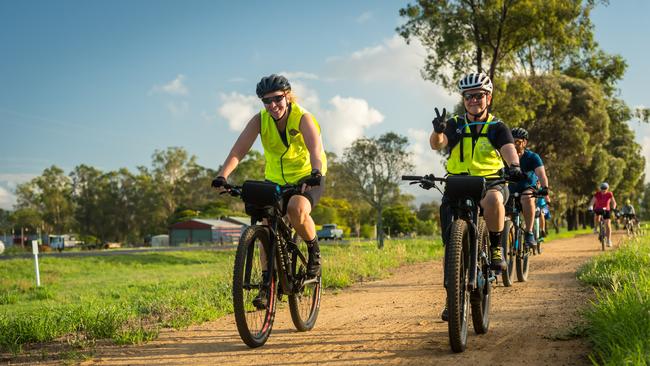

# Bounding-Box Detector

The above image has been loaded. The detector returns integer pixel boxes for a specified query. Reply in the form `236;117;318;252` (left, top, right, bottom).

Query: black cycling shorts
594;208;611;220
295;175;326;209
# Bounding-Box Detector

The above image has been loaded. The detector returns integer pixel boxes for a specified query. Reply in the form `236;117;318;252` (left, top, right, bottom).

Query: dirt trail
62;233;623;365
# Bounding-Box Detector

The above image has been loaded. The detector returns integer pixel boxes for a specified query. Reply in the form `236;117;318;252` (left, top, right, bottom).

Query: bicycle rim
232;226;277;348
289;236;321;331
446;219;470;353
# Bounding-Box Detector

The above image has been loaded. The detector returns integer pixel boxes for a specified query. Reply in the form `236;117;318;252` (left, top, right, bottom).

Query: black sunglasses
261;94;285;105
463;92;487;101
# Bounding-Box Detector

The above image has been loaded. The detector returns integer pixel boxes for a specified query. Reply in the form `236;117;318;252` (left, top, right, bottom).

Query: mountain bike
621;214;638;237
403;174;494;353
222;180;321;348
597;213;607;251
501;190;543;285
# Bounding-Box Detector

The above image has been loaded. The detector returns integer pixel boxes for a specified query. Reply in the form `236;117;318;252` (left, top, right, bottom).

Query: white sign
31;240;39;255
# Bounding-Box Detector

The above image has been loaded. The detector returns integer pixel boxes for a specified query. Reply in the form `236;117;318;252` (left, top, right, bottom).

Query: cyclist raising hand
213;74;328;283
430;72;522;321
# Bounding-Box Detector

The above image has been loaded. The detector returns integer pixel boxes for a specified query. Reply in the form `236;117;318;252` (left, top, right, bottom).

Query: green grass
0;237;442;353
577;235;650;365
543;227;593;242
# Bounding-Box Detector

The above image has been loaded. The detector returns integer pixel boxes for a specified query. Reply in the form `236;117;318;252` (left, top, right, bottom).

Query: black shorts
294;175;326;208
594;208;611;220
486;180;509;203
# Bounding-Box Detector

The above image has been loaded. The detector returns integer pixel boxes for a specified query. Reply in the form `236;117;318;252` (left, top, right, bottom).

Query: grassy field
0;226;594;356
0;237;443;353
577;233;650;365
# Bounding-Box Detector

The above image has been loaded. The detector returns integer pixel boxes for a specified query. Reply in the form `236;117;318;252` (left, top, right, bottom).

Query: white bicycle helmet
458;72;493;94
600;182;609;190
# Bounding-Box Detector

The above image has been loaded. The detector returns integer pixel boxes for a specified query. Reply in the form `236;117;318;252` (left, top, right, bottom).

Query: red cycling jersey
593;191;614;210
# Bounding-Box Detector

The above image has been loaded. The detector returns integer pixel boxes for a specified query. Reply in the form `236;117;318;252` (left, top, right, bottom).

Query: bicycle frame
227;183;315;298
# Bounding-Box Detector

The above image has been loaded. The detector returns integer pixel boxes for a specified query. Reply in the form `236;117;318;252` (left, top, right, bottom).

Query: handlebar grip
402;175;422;180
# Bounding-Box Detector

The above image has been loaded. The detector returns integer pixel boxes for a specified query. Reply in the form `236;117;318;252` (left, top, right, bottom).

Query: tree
640;183;650;220
397;0;599;90
15;165;74;235
341;132;414;248
382;205;417;236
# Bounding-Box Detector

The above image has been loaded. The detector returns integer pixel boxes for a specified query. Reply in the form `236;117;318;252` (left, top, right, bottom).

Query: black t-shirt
443;114;513;152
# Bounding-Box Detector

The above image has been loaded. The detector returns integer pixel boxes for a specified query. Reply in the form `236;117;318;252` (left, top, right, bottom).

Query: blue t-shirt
510;149;543;193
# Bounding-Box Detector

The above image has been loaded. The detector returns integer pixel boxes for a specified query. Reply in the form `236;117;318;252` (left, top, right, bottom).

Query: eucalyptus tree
341;132;414;249
397;0;599;89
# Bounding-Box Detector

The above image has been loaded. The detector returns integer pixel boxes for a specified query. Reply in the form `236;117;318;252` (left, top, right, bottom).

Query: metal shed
169;218;245;246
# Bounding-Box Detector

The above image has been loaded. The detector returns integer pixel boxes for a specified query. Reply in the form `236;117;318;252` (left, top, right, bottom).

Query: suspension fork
467;208;480;291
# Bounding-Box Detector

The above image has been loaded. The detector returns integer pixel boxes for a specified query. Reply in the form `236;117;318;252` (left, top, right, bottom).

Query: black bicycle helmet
256;74;291;98
511;127;529;140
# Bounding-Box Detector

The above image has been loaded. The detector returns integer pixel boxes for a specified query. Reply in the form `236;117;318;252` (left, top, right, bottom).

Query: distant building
169;218;247;246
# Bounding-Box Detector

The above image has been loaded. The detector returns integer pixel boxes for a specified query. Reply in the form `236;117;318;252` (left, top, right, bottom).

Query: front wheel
515;226;529;282
471;218;490;334
288;235;321;331
445;219;470;353
232;226;277;348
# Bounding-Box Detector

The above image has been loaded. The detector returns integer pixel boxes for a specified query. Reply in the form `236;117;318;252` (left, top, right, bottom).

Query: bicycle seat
445;175;486;203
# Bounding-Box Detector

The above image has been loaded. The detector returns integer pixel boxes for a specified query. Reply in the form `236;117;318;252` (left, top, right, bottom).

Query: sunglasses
463;92;487;101
261;94;285;105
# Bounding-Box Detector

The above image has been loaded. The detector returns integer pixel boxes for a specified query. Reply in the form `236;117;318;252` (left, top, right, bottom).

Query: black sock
306;236;319;249
489;231;501;248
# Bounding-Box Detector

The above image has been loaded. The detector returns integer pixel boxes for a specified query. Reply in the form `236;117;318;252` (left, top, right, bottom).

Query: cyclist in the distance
430;72;524;321
619;198;637;227
212;74;328;306
588;182;617;247
509;127;550;249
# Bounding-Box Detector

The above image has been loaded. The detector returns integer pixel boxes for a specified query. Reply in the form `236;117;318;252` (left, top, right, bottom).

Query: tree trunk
567;206;578;231
377;208;384;249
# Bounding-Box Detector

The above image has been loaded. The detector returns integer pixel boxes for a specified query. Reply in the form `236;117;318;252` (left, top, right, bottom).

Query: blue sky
1;0;648;209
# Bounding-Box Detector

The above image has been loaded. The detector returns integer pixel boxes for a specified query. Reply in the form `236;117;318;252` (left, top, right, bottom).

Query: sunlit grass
0;237;442;353
577;235;650;365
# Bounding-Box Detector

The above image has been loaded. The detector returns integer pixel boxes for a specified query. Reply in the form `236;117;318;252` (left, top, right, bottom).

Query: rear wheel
446;219;470;353
501;220;515;287
516;225;529;282
471;218;490;334
232;226;276;348
289;235;321;331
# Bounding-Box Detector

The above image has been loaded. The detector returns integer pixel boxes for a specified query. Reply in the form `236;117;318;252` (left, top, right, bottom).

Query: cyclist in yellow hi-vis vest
430;72;524;321
212;75;327;307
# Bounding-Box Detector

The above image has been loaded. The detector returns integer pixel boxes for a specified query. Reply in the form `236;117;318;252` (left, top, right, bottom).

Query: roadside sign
31;240;41;286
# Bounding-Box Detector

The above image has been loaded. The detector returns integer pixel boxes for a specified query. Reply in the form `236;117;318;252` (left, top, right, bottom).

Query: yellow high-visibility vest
260;103;328;184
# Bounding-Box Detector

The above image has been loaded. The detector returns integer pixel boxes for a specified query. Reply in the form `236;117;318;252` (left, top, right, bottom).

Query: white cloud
278;71;319;81
0;174;36;210
150;74;188;96
326;35;456;105
356;11;373;24
320;96;384;154
216;81;383;154
407;128;446;177
218;92;259;131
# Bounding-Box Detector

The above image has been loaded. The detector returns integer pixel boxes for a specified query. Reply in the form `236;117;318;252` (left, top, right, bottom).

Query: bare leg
521;190;535;233
286;195;316;241
480;189;505;233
